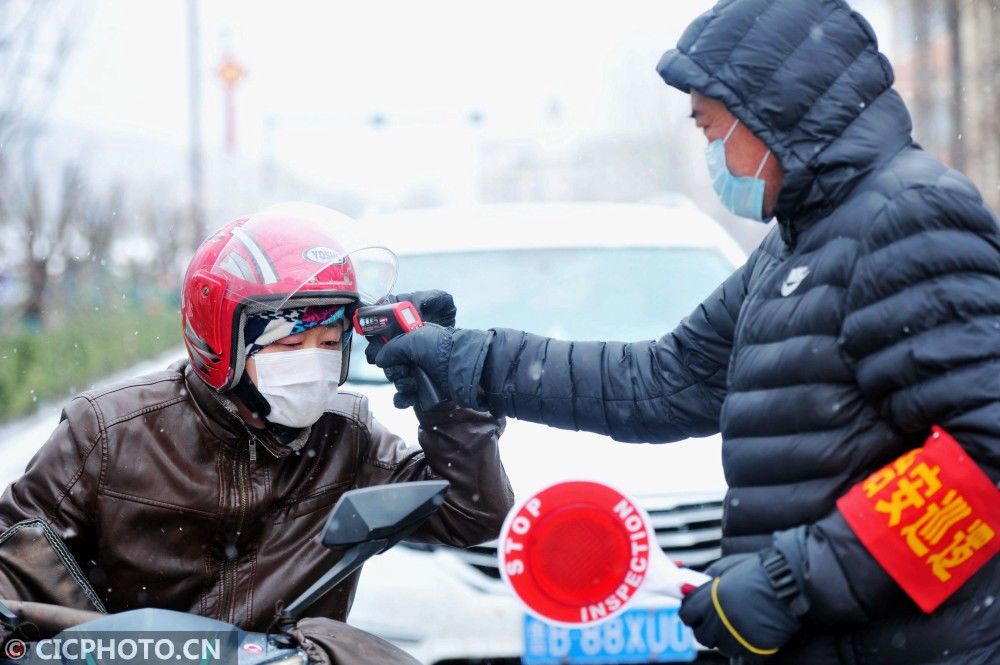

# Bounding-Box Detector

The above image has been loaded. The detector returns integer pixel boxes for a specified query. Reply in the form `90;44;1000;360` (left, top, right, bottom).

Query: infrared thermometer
353;301;446;411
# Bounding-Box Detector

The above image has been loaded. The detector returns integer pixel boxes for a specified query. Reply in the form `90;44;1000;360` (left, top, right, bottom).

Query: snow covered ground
0;348;186;489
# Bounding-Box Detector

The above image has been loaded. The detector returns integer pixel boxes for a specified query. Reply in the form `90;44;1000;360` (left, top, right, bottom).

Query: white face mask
251;348;342;428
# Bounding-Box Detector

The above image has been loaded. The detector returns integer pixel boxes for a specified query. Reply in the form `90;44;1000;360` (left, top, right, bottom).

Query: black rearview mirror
320;480;450;549
280;480;451;631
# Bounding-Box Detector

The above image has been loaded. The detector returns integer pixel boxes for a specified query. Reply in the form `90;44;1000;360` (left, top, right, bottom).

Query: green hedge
0;303;181;423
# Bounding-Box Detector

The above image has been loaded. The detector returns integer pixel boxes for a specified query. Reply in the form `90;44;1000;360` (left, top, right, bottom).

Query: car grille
443;497;724;580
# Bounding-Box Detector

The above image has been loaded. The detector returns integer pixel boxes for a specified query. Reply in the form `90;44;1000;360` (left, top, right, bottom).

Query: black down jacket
471;0;1000;662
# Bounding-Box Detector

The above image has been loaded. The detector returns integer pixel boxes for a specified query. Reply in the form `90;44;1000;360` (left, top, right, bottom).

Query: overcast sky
45;1;891;209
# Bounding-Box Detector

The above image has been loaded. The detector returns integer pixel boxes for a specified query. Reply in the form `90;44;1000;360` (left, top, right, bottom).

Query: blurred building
477;135;676;205
475;131;775;252
891;0;1000;212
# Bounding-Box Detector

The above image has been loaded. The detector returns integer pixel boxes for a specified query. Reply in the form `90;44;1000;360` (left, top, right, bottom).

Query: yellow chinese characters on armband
837;426;1000;613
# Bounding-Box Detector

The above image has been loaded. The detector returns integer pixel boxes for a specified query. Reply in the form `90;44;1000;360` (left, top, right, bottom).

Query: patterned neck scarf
244;304;351;358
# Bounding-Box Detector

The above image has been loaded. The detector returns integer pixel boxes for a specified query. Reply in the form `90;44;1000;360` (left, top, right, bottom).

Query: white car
346;202;744;664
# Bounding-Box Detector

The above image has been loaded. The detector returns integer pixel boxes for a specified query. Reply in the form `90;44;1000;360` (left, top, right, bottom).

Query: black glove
0;625;11;655
391;290;457;327
364;290;459;409
679;550;804;662
372;323;492;410
0;604;22;660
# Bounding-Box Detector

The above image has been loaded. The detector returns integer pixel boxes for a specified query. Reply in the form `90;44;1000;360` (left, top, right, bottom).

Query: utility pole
217;54;247;154
261;115;277;196
187;0;206;247
945;0;964;171
908;0;933;146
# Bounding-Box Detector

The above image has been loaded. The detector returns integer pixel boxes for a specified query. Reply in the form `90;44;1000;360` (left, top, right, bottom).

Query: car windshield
349;246;735;383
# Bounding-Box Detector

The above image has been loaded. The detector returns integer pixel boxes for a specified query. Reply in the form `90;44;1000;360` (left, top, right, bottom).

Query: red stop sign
498;481;653;626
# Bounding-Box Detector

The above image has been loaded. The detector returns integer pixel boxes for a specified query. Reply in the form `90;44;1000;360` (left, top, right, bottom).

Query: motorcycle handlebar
0;599;105;634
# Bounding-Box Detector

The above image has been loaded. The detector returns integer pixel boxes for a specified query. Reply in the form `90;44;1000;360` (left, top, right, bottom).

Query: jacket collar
178;360;298;460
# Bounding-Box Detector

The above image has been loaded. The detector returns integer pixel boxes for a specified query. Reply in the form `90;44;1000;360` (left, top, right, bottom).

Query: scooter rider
0;203;514;637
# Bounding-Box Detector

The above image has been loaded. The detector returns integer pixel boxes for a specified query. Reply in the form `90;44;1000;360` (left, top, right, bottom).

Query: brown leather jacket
0;360;513;631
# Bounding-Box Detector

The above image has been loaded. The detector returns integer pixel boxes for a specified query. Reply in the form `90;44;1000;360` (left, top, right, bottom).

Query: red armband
837;426;999;613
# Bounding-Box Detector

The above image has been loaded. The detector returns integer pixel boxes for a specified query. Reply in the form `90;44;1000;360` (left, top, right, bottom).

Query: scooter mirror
320;480;450;549
280;480;451;632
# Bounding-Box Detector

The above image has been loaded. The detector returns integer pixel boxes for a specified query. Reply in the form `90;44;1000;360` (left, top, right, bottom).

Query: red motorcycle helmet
182;203;397;391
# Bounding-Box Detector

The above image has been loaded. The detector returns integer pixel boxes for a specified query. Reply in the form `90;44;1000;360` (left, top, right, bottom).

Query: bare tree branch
0;0;84;184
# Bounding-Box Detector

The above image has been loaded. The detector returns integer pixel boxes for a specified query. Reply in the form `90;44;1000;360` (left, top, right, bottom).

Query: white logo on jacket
780;266;811;296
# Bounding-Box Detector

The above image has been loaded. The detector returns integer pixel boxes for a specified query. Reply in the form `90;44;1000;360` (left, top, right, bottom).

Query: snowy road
0;349;187;489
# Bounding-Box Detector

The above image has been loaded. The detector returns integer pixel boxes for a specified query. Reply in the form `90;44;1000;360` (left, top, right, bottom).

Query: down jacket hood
657;0;914;241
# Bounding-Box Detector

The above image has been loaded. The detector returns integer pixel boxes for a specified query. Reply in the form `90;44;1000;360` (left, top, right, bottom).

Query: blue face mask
705;119;772;222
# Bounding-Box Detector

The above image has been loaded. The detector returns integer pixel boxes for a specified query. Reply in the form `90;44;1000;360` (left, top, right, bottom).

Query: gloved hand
679;550;803;662
371;323;492;410
290;616;422;665
363;290;457;364
364;290;459;409
0;624;11;653
390;290;458;328
0;608;20;660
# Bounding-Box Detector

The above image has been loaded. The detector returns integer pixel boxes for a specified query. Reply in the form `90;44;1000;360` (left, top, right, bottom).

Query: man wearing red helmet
0;203;514;633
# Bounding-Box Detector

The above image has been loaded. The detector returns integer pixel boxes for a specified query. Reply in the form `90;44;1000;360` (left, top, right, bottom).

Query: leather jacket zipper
234;444;250;622
206;390;262;623
218;556;230;621
221;443;250;623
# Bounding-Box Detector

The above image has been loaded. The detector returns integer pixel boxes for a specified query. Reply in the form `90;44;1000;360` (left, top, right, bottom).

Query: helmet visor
209;202;398;312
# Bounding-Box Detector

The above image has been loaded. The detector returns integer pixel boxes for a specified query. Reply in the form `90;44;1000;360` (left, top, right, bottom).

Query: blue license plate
522;606;697;664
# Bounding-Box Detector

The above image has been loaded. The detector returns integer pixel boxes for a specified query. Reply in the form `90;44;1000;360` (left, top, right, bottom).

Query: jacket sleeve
0;396;103;607
777;181;1000;623
478;249;756;443
355;401;514;548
